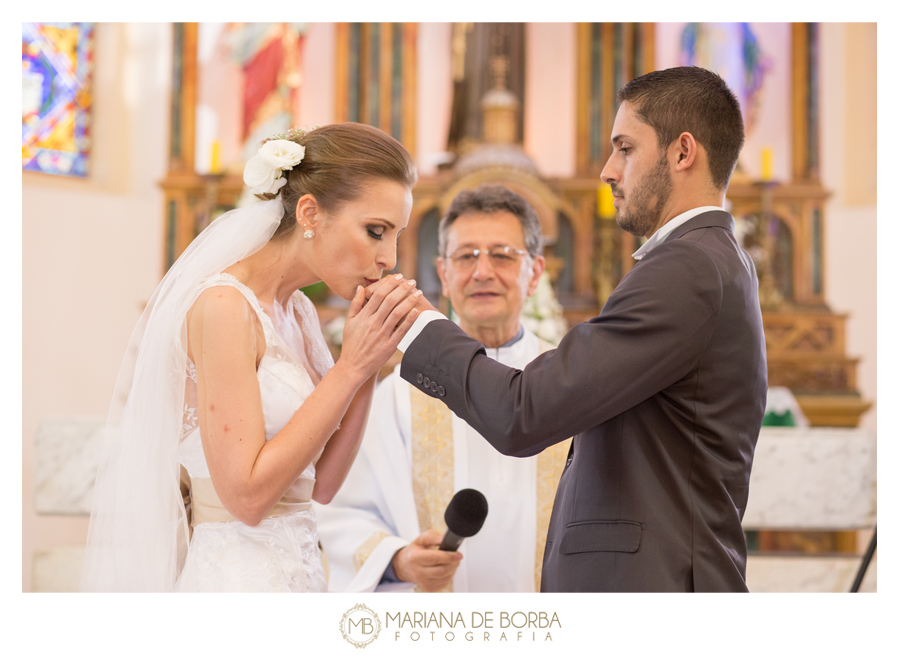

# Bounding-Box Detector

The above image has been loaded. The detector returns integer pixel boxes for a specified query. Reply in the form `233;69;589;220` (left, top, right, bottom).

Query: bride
81;123;421;592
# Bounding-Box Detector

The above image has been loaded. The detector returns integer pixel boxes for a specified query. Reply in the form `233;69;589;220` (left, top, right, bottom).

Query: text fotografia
386;611;561;642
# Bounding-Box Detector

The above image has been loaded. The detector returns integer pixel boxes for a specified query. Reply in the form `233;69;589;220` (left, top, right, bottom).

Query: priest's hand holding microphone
391;530;461;592
391;489;489;592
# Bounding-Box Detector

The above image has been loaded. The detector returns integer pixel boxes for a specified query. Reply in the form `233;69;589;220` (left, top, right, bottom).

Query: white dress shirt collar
632;205;725;261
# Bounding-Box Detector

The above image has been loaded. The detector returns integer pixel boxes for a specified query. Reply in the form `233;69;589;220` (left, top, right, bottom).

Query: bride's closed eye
366;225;385;240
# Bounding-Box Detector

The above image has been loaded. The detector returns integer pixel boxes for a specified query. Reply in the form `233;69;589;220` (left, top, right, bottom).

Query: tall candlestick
210;140;221;175
598;184;615;218
761;146;773;181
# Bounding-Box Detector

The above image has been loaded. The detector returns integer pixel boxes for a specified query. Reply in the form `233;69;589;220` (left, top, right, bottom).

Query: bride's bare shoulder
186;286;263;363
188;285;255;326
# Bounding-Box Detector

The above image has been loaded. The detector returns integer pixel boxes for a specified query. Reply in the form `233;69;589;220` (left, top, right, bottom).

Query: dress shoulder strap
197;272;276;344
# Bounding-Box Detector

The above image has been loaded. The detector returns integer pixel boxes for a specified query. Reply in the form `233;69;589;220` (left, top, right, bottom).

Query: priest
316;184;569;592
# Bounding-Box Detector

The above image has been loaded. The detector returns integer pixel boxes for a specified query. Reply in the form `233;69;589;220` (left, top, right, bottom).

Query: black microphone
439;488;488;551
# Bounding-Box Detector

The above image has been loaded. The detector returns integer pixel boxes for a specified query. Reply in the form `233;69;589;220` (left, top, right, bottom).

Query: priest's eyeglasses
446;246;528;271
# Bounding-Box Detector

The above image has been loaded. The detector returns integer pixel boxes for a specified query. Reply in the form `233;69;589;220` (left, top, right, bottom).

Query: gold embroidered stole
353;531;390;573
408;338;569;592
409;386;456;592
533;339;570;590
534;439;570;589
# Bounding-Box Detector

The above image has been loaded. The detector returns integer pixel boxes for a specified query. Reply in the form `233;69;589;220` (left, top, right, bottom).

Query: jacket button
430;381;438;392
423;377;431;388
437;386;445;396
417;373;424;384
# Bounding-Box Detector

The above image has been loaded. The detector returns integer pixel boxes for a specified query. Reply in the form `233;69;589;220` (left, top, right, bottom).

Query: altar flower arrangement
522;272;568;346
243;139;306;195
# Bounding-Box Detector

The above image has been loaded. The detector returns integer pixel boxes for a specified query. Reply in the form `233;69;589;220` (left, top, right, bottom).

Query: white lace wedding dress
174;273;332;592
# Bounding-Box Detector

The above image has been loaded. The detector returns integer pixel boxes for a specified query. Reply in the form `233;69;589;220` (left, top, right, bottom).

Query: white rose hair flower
258;139;306;170
243;137;306;196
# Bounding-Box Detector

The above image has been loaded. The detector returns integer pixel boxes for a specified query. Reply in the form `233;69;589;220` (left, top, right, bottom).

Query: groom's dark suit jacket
400;210;767;592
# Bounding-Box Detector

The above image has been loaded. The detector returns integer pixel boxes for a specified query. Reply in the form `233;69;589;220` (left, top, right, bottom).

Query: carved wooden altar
160;22;870;429
727;180;870;427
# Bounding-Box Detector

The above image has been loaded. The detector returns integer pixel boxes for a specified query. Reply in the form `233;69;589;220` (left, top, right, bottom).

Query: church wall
524;23;577;178
416;22;453;177
21;23;172;591
819;23;877;432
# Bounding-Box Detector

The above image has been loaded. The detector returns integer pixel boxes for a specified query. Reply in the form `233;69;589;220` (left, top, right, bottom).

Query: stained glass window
22;22;94;177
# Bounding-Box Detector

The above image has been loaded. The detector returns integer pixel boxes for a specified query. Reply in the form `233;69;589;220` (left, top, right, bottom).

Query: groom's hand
392;529;462;592
411;293;438;316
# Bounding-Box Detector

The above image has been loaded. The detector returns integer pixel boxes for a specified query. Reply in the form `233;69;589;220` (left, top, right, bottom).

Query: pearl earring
303;229;315;239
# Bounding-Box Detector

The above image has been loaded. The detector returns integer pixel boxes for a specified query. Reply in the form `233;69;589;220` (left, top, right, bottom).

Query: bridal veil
81;199;283;591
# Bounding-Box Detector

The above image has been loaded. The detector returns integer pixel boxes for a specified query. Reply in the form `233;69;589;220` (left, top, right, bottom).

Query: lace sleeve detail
291;291;335;380
181;360;200;438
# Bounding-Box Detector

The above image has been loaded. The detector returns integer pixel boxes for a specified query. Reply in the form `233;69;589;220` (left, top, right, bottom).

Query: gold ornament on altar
481;55;519;145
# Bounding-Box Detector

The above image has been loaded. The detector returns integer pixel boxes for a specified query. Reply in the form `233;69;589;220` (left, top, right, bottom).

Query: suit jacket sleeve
400;239;723;457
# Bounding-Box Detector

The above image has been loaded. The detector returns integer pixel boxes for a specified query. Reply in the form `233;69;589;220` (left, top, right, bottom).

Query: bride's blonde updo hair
257;122;418;241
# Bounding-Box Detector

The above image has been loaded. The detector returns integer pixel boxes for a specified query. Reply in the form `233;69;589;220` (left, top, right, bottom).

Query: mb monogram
340;604;382;648
340;606;560;645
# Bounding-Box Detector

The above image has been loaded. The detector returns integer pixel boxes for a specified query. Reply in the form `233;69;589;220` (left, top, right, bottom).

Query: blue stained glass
22;22;94;177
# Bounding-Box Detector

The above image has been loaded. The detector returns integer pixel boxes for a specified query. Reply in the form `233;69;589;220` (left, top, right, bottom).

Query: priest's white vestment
315;327;569;592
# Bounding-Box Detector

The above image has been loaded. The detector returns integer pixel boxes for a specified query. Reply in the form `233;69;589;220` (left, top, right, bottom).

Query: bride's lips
363;278;379;287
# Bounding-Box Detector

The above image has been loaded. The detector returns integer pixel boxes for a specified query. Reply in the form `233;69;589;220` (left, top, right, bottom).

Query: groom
395;67;767;592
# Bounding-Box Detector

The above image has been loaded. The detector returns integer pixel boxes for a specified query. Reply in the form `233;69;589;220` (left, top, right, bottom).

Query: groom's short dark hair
618;66;745;190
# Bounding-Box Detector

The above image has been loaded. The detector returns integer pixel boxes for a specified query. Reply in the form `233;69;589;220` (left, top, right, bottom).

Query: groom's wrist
398;310;445;353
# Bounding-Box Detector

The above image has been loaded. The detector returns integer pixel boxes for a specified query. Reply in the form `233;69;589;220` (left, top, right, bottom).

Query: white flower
243;140;304;196
522;271;568;346
539;318;560;343
243;155;287;195
258;175;287;195
258;139;305;170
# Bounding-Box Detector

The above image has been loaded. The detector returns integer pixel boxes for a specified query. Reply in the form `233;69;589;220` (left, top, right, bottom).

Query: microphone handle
439;529;465;552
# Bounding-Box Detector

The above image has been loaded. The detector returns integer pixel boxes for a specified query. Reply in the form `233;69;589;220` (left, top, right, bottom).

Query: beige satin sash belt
188;476;315;527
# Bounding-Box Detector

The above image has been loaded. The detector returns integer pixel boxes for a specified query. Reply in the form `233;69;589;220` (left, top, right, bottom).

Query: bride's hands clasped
339;273;422;382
